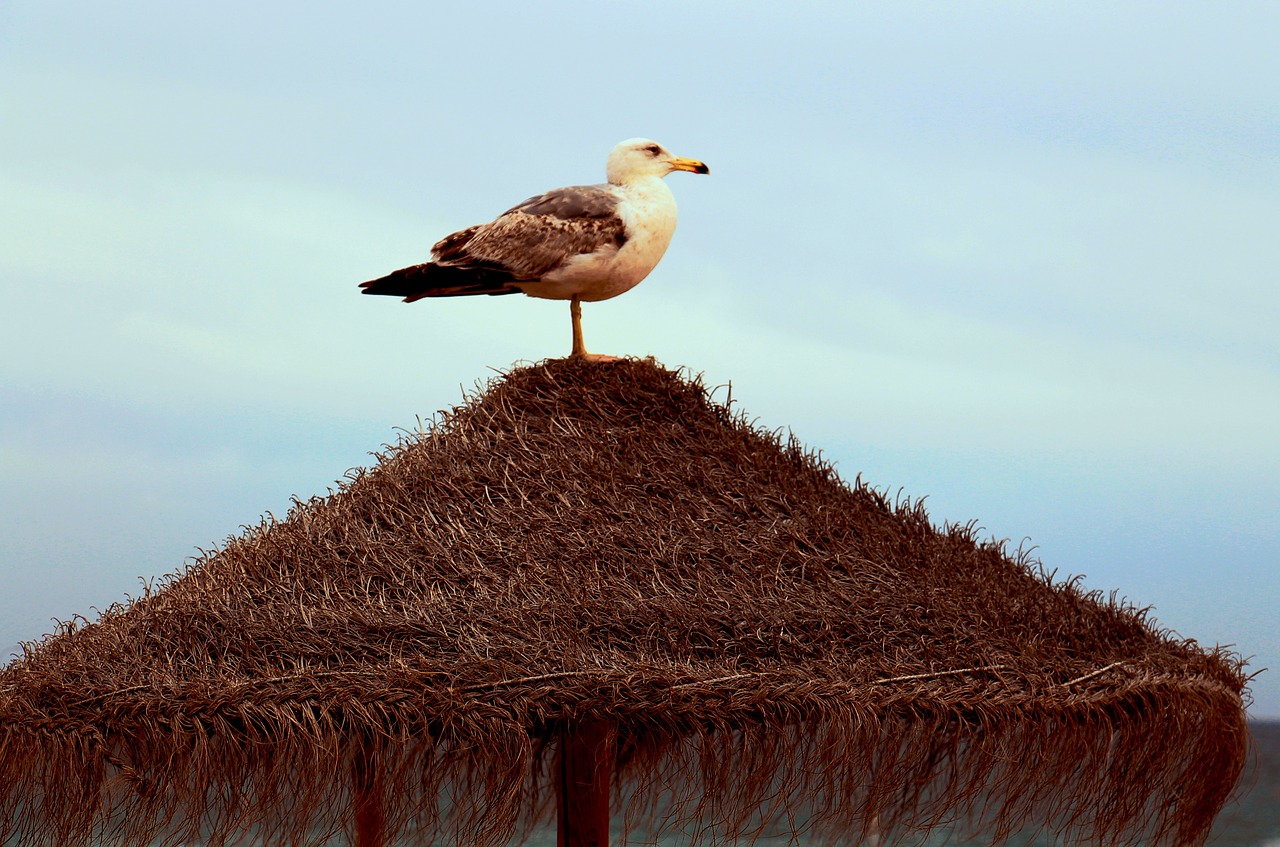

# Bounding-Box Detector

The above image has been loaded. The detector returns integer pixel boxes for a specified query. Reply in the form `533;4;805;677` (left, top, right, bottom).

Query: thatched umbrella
0;358;1249;847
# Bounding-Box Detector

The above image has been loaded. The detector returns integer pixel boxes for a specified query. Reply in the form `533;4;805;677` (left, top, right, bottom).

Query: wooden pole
352;740;385;847
557;720;612;847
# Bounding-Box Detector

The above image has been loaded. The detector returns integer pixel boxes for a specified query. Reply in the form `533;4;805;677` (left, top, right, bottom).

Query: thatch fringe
0;357;1249;846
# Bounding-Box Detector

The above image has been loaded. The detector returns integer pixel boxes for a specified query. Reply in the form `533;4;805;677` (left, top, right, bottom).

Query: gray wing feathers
505;184;621;220
433;185;627;280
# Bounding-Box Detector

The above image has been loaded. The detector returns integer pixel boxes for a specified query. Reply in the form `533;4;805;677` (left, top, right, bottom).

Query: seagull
359;138;709;361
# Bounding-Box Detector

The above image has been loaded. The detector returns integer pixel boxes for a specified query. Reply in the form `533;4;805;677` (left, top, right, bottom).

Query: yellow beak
669;156;710;175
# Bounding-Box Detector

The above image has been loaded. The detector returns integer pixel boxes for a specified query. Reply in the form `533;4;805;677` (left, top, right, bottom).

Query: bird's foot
570;351;624;363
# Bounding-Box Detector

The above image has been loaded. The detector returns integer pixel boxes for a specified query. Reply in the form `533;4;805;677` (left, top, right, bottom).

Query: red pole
557;720;612;847
352;741;384;847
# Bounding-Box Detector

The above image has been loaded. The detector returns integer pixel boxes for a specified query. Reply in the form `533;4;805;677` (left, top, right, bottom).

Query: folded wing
360;185;628;302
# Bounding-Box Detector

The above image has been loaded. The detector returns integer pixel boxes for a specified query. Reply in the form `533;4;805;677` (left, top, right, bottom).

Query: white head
605;138;709;186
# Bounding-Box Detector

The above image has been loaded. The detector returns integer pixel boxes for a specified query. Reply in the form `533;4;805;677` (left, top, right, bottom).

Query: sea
1209;721;1280;847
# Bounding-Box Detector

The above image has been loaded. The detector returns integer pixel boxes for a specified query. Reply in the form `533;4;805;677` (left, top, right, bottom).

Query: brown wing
438;185;628;279
360;185;627;301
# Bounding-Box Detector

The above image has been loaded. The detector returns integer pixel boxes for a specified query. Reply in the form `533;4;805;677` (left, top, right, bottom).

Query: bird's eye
644;144;661;156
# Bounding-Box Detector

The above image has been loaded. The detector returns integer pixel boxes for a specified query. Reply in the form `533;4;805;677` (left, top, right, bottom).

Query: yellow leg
570;297;587;358
568;297;621;362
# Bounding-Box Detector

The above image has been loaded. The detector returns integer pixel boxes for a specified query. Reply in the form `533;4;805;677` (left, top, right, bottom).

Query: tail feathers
359;263;522;301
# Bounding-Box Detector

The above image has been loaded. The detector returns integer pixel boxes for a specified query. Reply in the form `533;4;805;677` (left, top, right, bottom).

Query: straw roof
0;358;1249;847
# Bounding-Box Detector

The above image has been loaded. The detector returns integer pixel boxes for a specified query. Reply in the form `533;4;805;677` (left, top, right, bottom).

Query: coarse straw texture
0;358;1250;847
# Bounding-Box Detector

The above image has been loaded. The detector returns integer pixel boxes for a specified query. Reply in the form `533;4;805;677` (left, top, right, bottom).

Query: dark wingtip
360;268;425;298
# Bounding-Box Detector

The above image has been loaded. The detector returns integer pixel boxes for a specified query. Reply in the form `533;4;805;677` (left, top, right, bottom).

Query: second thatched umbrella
0;358;1249;847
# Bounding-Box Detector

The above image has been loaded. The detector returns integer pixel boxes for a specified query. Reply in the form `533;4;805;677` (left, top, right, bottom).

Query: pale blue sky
1;2;1277;715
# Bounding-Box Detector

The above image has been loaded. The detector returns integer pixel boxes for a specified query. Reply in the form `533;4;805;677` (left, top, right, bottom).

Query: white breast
525;177;678;302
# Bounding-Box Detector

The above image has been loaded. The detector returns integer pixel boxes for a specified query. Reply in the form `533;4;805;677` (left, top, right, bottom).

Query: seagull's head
606;138;709;185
